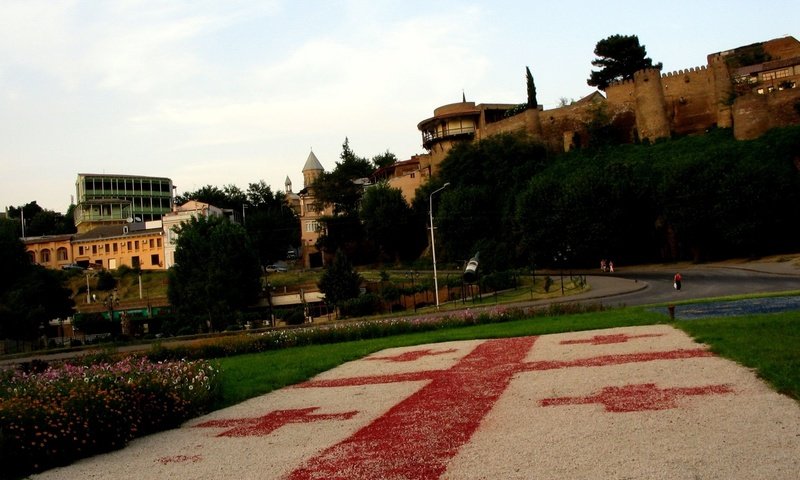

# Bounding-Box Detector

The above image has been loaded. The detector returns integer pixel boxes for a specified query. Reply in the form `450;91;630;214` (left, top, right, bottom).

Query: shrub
95;270;116;291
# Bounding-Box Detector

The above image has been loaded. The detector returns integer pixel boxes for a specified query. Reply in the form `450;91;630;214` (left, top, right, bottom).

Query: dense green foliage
0;220;74;342
587;34;662;90
167;216;262;333
432;127;800;269
317;250;363;311
176;181;298;265
4;201;76;237
359;182;422;263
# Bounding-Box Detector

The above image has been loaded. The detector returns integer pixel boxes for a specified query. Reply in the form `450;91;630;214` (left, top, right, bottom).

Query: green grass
215;307;800;410
675;311;800;400
214;307;665;408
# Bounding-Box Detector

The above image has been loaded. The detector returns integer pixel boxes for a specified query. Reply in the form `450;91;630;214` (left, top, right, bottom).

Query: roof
303;151;324;172
72;224;162;242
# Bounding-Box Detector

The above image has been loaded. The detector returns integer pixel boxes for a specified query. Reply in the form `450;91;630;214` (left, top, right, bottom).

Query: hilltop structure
414;35;800;179
293;35;800;268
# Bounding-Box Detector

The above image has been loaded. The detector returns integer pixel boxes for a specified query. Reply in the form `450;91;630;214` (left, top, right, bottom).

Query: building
23;234;75;269
162;200;226;268
74;173;174;234
417;35;800;174
71;222;166;270
295;150;331;268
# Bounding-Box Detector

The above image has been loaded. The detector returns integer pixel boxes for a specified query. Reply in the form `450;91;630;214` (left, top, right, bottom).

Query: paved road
592;262;800;307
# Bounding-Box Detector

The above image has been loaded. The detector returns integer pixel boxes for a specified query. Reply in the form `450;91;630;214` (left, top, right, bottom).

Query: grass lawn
215;307;800;410
675;310;800;400
215;307;660;409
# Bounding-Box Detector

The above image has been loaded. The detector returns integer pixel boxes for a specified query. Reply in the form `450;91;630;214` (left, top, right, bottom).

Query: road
594;263;800;307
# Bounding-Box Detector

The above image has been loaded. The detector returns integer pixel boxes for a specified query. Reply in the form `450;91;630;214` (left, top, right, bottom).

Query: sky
2;0;799;214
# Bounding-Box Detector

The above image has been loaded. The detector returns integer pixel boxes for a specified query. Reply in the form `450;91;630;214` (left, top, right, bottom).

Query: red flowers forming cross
366;348;458;362
540;383;733;412
194;407;358;437
560;333;664;345
285;337;716;479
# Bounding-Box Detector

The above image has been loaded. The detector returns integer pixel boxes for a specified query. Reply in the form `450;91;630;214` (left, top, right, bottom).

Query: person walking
673;272;682;291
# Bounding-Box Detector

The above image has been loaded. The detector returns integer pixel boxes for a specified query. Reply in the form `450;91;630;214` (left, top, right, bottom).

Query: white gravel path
32;325;800;479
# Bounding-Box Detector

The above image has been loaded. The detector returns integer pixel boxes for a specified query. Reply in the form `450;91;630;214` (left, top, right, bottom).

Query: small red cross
560;333;664;345
540;383;733;412
194;407;358;437
366;348;458;362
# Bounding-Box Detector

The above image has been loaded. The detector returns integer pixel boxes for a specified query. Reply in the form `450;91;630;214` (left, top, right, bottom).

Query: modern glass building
74;174;174;233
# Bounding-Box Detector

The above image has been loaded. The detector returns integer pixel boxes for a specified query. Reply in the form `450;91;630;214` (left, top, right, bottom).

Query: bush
284;307;306;325
95;270;116;291
340;293;382;318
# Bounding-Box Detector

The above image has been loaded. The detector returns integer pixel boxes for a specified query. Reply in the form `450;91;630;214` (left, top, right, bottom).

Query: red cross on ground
286;338;716;479
193;407;358;437
366;348;458;362
560;332;664;345
540;382;734;412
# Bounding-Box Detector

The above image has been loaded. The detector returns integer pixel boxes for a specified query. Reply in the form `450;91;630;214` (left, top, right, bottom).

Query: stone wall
733;88;800;139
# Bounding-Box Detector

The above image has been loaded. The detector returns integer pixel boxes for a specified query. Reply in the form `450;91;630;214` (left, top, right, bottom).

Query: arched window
57;247;69;261
40;249;51;263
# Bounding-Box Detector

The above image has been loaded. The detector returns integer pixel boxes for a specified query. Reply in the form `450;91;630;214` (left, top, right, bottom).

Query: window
149;239;154;248
135;240;139;250
40;249;51;263
57;247;68;261
127;241;132;250
78;245;85;255
157;238;162;248
151;254;160;266
92;245;97;254
305;221;320;232
105;243;110;253
113;243;118;253
131;256;140;268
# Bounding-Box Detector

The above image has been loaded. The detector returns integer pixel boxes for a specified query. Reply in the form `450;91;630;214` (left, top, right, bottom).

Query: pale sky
2;0;798;213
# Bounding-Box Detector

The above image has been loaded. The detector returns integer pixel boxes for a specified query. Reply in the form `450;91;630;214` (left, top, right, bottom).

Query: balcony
421;125;476;149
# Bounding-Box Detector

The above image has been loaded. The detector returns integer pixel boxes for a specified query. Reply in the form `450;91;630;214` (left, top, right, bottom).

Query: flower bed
0;357;220;478
147;303;608;362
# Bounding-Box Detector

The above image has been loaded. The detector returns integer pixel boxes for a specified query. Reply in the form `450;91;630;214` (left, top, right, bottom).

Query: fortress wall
733;88;800;139
661;66;718;134
605;80;636;108
479;109;544;144
634;69;670;141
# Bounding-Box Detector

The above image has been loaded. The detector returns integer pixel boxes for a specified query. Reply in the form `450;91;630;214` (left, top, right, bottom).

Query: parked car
61;264;85;271
265;264;288;273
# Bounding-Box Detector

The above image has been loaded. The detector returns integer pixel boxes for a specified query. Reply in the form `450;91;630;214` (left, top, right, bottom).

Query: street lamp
429;182;450;310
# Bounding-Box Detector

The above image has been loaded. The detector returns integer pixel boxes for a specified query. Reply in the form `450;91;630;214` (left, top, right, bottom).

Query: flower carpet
32;325;800;479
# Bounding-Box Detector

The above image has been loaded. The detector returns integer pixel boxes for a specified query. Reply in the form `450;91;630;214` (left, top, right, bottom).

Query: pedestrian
600;259;607;272
673;272;682;290
609;261;615;273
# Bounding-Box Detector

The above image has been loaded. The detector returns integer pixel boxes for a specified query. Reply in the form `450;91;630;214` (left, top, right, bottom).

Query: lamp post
429;182;450;310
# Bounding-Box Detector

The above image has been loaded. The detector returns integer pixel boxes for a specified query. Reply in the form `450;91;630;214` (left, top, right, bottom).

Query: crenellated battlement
661;65;707;77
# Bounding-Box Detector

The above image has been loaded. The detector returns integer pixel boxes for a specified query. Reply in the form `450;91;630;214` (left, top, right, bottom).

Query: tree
359;183;420;263
0;221;74;342
317;250;362;314
312;138;374;216
245;182;299;264
167;216;262;333
526;66;537;109
372;150;398;170
0;266;74;342
587;34;662;90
